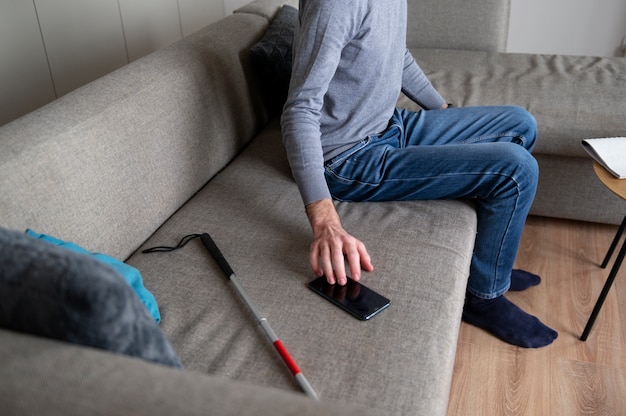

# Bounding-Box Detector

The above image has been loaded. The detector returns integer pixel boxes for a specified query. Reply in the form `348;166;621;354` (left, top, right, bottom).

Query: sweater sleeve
401;49;446;110
281;3;359;206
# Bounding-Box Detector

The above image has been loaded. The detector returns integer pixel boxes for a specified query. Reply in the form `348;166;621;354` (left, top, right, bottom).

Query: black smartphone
308;276;390;321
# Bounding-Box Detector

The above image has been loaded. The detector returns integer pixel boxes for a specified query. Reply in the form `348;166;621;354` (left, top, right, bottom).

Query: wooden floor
447;216;626;416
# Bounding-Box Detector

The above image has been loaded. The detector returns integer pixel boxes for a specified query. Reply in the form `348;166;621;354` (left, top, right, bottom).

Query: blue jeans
324;106;538;299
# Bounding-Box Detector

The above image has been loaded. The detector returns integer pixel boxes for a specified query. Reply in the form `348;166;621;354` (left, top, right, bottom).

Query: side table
580;161;626;341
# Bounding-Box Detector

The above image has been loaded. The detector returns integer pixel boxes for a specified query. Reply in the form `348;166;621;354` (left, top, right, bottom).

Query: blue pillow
25;229;160;322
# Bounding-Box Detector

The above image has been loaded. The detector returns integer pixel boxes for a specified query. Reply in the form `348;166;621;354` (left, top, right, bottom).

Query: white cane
200;233;319;400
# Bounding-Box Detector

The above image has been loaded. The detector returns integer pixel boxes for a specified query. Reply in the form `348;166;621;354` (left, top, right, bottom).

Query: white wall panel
34;0;128;96
2;0;623;127
0;1;56;125
179;0;224;37
508;0;626;57
119;0;183;61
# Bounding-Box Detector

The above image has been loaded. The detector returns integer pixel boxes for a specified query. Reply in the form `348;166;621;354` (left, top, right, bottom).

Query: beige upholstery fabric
406;0;511;51
2;0;625;414
126;120;476;415
401;49;626;223
0;13;270;260
0;329;381;416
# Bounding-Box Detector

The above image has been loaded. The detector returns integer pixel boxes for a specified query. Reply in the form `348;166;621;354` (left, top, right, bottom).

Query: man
281;0;557;348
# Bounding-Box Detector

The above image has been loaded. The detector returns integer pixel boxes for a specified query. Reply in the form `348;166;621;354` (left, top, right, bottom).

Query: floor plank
447;216;626;416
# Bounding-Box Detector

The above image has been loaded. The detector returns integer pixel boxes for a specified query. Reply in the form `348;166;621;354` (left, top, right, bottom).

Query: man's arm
281;3;374;285
401;49;447;110
305;198;373;286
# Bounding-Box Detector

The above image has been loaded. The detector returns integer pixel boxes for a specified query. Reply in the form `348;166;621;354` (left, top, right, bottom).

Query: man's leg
325;106;557;347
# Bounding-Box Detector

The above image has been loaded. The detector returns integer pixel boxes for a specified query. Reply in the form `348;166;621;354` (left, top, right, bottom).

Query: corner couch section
403;49;626;224
1;0;625;415
0;3;476;416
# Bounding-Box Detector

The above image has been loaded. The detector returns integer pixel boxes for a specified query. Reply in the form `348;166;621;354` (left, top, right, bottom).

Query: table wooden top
593;161;626;201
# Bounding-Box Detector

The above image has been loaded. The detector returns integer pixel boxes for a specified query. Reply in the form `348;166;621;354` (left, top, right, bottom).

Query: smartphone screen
308;276;390;321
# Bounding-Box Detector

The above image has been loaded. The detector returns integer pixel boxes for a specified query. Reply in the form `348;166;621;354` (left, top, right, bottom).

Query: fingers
309;233;373;286
355;240;374;276
309;247;324;278
344;242;362;282
304;199;373;286
310;238;345;285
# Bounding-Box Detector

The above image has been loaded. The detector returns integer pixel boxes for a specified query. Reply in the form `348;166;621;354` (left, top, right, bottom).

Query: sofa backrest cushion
406;0;511;52
0;12;271;260
237;0;511;53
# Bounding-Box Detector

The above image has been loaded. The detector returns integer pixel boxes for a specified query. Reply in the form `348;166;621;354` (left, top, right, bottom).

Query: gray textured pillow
0;226;182;368
249;5;298;110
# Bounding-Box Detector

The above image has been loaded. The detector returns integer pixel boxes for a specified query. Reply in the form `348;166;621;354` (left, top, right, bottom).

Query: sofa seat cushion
403;48;626;158
126;119;477;415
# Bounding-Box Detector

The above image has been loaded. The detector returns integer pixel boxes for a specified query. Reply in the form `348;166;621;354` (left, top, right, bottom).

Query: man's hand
305;199;373;285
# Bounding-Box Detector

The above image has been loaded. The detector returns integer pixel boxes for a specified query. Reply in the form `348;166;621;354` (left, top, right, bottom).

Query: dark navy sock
509;269;541;291
462;293;558;348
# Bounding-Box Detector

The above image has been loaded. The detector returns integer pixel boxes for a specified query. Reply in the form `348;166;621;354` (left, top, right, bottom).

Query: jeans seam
462;132;527;147
468;171;523;299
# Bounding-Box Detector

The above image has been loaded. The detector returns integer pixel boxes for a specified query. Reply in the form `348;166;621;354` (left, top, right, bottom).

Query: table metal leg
601;214;626;268
580;214;626;341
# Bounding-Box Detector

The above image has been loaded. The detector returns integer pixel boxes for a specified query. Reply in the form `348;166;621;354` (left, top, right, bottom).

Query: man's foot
509;269;541;291
462;293;558;348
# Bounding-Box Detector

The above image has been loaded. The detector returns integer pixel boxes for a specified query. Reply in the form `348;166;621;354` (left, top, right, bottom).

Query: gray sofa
1;1;624;415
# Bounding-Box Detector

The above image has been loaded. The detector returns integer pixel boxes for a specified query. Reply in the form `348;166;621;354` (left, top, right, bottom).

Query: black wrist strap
142;234;203;253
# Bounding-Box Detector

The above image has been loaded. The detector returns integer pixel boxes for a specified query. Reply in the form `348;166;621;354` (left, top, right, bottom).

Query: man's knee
507;143;539;192
507;106;537;150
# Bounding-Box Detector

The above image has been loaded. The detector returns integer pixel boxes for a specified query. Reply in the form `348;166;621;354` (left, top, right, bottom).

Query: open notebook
581;137;626;179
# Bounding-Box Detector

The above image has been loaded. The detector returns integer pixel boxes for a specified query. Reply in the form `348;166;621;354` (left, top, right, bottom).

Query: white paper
581;137;626;179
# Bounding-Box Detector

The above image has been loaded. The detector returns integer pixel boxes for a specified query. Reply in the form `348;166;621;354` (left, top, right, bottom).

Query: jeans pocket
324;137;372;171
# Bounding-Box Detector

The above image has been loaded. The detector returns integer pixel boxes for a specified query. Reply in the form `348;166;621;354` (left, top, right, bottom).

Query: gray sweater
281;0;445;205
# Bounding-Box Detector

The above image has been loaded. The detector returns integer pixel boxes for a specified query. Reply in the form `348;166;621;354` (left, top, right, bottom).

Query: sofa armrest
235;0;298;20
406;0;511;52
0;330;382;416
